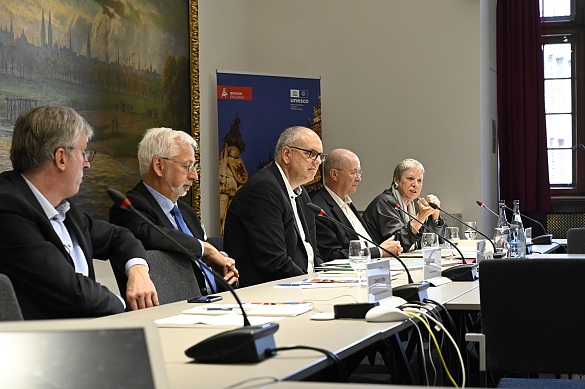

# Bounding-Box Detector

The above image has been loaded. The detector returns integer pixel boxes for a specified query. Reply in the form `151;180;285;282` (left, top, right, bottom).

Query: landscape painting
0;0;196;220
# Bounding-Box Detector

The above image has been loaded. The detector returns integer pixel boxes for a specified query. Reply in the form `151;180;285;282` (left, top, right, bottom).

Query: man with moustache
223;126;326;287
110;127;238;295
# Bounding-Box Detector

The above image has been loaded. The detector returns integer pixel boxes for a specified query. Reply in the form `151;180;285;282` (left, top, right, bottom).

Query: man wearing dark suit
109;127;238;295
0;106;158;320
224;126;325;287
311;149;402;262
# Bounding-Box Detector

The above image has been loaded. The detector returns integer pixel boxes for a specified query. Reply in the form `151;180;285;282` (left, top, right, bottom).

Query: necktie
170;205;217;293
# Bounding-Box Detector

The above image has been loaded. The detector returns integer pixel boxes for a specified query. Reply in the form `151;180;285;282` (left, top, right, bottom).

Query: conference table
99;264;479;389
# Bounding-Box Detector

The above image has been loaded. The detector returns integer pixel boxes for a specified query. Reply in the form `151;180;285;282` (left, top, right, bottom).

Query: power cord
265;345;347;382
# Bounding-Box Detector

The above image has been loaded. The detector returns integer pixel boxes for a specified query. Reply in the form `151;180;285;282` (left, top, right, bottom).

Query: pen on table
276;283;313;287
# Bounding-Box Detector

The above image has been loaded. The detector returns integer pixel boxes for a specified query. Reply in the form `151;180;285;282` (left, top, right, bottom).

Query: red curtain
497;0;551;212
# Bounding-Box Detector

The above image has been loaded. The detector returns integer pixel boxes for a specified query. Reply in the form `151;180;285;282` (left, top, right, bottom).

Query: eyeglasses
160;157;198;172
288;146;327;162
334;168;362;178
66;147;96;162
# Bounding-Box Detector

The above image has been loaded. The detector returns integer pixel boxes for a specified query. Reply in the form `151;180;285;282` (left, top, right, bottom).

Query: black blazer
224;164;323;287
311;188;383;261
109;181;211;295
0;171;145;319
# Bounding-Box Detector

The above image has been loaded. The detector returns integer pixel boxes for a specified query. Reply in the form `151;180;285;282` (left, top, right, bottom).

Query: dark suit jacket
311;188;383;261
109;181;210;295
223;164;323;287
0;171;145;319
362;189;445;252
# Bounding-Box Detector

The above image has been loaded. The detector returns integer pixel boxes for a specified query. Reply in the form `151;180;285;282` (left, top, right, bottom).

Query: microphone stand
307;203;413;284
386;199;478;282
429;202;497;253
503;204;552;243
386;200;466;264
108;188;279;363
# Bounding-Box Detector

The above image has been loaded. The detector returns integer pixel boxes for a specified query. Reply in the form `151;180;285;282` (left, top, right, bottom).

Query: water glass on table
464;221;477;240
348;240;371;286
444;226;460;258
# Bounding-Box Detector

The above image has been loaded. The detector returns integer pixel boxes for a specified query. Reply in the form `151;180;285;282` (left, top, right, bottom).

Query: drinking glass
421;233;440;262
444;227;460;258
348;240;371;286
464;222;477;240
494;227;510;258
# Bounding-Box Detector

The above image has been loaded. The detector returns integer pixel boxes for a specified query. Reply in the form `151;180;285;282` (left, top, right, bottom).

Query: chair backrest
0;274;23;321
111;250;201;305
567;227;585;253
480;259;585;375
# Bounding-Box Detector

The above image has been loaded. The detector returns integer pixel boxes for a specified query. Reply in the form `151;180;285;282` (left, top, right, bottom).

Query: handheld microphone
307;203;413;284
428;202;497;253
502;204;552;244
476;200;499;218
108;188;278;363
386;199;477;282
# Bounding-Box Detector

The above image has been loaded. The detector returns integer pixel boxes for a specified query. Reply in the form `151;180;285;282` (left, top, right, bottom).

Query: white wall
198;0;498;236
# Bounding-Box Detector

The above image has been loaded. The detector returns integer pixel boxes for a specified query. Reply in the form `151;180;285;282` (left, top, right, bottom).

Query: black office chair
0;274;23;321
567;228;585;254
111;250;202;305
466;259;585;388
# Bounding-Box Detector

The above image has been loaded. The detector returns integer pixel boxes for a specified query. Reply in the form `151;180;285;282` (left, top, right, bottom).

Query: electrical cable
404;309;466;388
265;345;347;382
221;376;279;389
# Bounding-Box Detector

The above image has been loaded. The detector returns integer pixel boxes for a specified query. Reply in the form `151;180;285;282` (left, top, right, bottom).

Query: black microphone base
185;322;279;363
392;281;430;302
442;264;478;282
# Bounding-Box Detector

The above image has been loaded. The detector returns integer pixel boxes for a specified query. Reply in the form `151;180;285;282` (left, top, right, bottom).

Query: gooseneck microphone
307;203;413;284
428;202;497;253
386;199;478;282
476;200;499;218
108;188;279;363
502;204;552;242
385;200;466;264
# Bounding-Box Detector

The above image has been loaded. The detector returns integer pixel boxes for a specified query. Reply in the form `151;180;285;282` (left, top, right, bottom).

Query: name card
366;259;392;303
423;247;442;280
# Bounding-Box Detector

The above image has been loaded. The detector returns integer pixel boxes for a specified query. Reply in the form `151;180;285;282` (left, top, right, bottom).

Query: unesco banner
217;72;321;235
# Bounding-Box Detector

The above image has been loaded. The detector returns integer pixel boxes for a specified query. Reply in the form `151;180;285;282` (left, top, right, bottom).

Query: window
541;0;585;196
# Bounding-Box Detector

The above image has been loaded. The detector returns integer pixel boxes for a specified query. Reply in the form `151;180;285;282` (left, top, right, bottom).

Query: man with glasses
224;126;326;287
0;105;159;319
311;149;403;262
110;127;238;295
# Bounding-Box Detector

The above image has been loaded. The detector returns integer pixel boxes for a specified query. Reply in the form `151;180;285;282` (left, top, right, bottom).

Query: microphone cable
402;307;465;388
265;345;347;382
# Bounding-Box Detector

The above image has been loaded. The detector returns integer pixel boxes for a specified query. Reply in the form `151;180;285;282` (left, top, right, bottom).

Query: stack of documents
183;302;313;317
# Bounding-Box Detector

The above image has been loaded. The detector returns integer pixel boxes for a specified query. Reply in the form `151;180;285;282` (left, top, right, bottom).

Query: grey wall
198;0;498;237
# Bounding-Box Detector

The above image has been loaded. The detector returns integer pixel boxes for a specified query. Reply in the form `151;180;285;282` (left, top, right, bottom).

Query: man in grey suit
224;126;325;287
110;127;238;295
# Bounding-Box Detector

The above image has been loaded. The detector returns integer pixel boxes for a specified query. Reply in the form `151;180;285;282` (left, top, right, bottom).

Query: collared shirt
275;162;315;273
325;186;374;244
22;175;146;277
143;182;205;255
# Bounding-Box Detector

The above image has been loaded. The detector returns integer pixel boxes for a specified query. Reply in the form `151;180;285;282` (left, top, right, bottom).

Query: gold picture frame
189;0;201;215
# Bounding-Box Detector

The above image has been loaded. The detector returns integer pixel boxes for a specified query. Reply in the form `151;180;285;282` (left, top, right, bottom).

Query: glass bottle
494;200;511;258
509;200;527;258
497;200;510;229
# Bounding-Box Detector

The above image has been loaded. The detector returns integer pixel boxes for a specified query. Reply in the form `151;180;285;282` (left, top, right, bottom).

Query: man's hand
203;242;239;285
125;264;159;310
380;235;403;256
